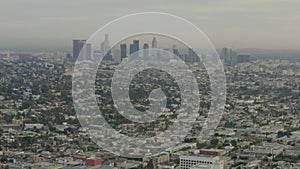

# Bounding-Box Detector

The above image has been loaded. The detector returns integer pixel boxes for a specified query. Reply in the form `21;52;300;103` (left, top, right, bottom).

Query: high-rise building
105;34;109;42
221;47;230;65
130;44;135;55
152;37;157;48
112;48;121;63
188;48;199;63
100;34;112;60
237;54;250;64
222;48;251;66
143;43;149;49
143;43;149;57
129;40;139;55
100;34;110;52
73;40;86;60
229;48;238;66
173;44;179;56
180;155;224;169
120;44;127;60
133;40;139;52
83;43;92;60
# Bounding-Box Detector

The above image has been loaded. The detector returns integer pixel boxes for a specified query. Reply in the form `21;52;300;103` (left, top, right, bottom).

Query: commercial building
85;157;102;166
73;40;86;60
237;54;250;64
152;37;157;48
180;155;224;169
120;44;127;60
199;149;225;157
143;43;149;57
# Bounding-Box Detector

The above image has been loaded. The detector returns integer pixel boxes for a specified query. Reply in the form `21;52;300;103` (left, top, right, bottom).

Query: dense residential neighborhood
0;49;299;169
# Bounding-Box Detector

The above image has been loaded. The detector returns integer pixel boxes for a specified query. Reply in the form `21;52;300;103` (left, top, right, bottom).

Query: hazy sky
0;0;299;51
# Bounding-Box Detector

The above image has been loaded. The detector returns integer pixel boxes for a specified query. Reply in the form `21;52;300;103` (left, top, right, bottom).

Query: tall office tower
143;43;149;49
180;155;224;169
221;47;230;65
130;44;135;55
82;43;92;60
120;44;127;60
143;43;149;57
172;44;179;56
237;54;250;64
188;48;192;62
100;34;112;60
152;37;157;48
112;48;121;63
187;48;199;63
229;48;238;66
133;40;139;52
73;40;86;60
105;34;109;43
192;48;201;62
100;34;110;52
182;54;188;62
129;40;140;55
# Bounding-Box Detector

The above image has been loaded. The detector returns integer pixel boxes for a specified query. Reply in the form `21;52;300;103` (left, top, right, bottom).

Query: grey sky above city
0;0;299;51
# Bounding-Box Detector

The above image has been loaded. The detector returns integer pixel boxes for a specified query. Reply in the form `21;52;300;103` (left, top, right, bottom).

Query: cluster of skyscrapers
120;37;157;60
72;35;249;67
72;34;112;61
72;34;201;63
119;37;200;63
221;47;250;66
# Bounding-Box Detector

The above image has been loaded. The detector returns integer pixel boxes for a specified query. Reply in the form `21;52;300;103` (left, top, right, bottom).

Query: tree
146;159;155;169
231;140;237;147
210;138;219;146
0;156;7;163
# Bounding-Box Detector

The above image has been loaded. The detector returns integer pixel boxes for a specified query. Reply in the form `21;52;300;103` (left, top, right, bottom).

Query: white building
180;155;224;169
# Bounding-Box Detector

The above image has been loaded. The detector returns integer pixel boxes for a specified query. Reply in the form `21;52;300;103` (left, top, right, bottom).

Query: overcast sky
0;0;299;51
